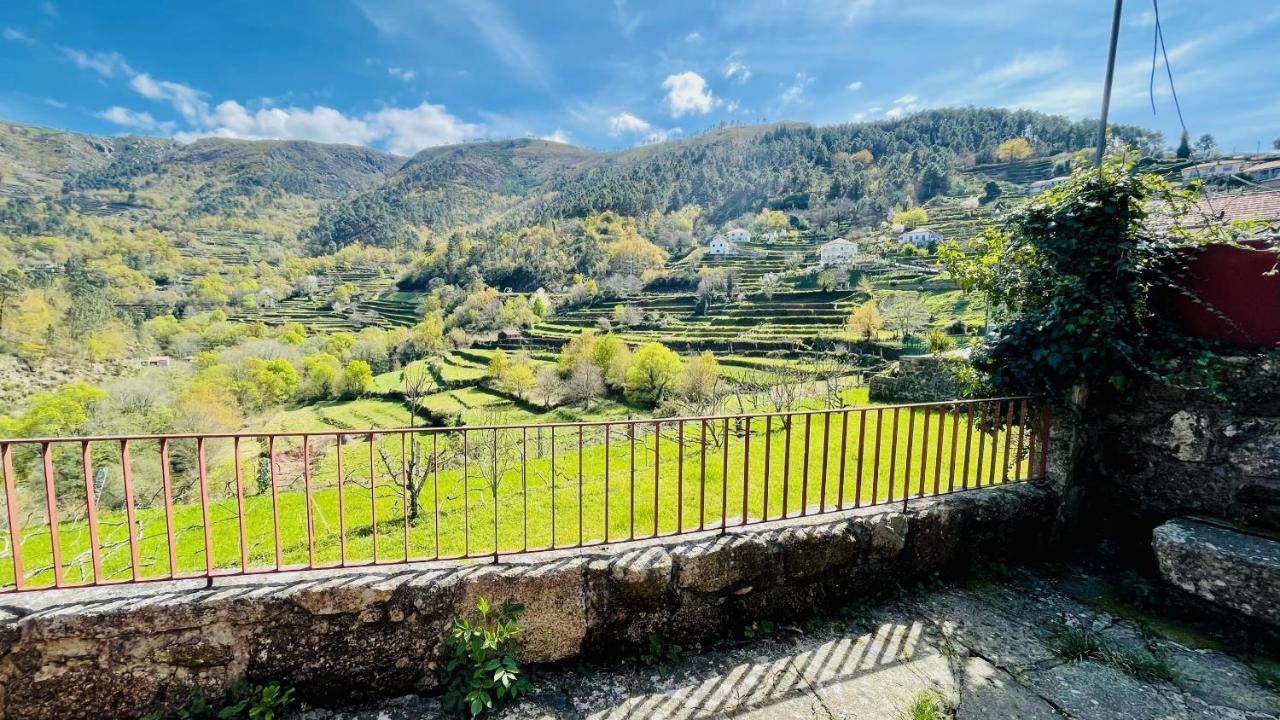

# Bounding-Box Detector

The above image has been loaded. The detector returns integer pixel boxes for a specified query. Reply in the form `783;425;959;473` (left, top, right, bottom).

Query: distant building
725;228;751;244
818;238;860;267
1245;159;1280;187
142;356;172;367
707;236;739;255
1182;159;1249;181
898;228;943;247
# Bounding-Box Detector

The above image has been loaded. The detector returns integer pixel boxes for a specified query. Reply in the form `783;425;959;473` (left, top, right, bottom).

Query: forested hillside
305;108;1163;251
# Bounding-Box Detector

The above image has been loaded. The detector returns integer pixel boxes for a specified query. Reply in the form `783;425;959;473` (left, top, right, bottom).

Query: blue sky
2;0;1277;156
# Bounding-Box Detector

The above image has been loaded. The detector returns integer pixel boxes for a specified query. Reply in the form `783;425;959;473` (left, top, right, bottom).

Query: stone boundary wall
1085;356;1280;548
0;483;1055;720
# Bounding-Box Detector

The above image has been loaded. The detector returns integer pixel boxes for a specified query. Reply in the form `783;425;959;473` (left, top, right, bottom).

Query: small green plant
906;689;951;720
639;633;684;673
1117;570;1159;611
443;596;533;718
743;619;775;640
141;682;293;720
1047;622;1175;682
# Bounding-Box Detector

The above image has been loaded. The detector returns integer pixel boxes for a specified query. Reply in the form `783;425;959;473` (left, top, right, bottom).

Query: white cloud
130;73;209;124
66;46;484;155
724;55;750;83
643;127;681;144
685;31;702;42
978;50;1066;86
3;28;35;45
846;80;863;91
367;102;483;154
663;71;716;116
541;129;571;144
97;106;171;131
62;47;133;77
779;73;814;105
851;111;866;122
885;106;906;119
608;112;652;136
894;94;918;105
726;99;740;113
387;67;416;82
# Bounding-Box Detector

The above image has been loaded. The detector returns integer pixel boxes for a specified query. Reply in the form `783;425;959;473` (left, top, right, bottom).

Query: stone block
1153;517;1280;628
672;532;776;594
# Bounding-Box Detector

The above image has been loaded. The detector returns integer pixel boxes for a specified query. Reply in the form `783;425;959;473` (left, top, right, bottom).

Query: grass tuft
906;689;951;720
1047;623;1175;682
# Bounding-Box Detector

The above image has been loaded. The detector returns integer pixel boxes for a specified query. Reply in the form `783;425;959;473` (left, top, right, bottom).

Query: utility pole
1094;0;1124;166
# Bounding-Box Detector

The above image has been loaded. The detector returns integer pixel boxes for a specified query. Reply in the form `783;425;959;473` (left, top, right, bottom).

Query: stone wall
867;353;967;403
1082;355;1280;549
0;483;1055;720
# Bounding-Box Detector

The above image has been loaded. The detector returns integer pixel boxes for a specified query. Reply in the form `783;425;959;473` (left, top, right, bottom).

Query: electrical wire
1149;0;1188;134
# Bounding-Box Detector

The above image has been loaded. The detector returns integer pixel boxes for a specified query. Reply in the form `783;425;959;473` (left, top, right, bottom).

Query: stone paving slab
300;569;1280;720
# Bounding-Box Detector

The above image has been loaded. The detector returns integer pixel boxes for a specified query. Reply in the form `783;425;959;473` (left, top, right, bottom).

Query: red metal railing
0;397;1048;593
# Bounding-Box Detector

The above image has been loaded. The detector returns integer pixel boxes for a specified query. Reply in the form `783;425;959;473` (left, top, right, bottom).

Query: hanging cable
1149;0;1188;134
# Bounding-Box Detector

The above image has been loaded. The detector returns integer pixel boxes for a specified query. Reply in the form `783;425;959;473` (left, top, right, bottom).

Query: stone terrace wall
0;483;1054;720
1085;355;1280;549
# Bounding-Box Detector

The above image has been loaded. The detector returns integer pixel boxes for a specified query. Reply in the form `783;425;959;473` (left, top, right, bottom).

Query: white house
707;236;739;256
1245;159;1280;187
1182;159;1249;181
818;238;860;267
725;228;751;244
898;228;943;247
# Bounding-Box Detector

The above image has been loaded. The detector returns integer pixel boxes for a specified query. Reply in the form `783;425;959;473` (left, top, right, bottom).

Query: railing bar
234;437;249;572
197;437;214;575
120;439;140;581
948;403;960;492
462;429;470;556
1038;408;1053;479
962;404;974;491
401;433;409;561
629;423;635;541
1016;399;1029;481
335;435;346;567
494;428;500;557
523;426;530;551
741;416;750;525
677;421;684;532
603;424;610;542
933;404;946;496
988;401;1001;487
904;409;916;509
654;421;662;538
762;416;772;520
837;409;850;510
974;403;988;488
1003;401;1016;484
800;414;811;516
432;433;441;560
367;433;378;564
270;436;282;570
159;438;177;578
918;406;931;498
819;410;831;513
699;419;707;530
782;416;792;519
550;426;557;548
888;408;900;505
3;443;24;590
720;417;729;531
855;410;867;508
80;441;102;583
40;442;63;587
579;425;585;545
872;409;883;506
304;436;316;567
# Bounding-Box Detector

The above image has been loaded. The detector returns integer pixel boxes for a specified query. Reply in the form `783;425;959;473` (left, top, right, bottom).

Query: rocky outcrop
1152;517;1280;629
0;482;1055;720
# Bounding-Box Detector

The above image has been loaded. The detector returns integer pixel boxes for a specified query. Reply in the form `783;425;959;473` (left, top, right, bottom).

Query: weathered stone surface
956;656;1060;720
778;520;861;578
1030;661;1187;720
454;560;589;664
1153;517;1280;628
671;532;776;594
1224;418;1280;478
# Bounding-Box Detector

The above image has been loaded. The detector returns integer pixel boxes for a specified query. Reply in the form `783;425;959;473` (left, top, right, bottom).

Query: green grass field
0;401;1040;589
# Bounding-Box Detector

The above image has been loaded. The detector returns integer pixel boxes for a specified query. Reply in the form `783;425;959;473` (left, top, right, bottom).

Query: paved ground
301;567;1280;719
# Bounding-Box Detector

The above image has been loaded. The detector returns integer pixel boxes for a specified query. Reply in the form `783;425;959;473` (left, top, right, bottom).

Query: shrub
443;597;533;717
624;342;684;406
